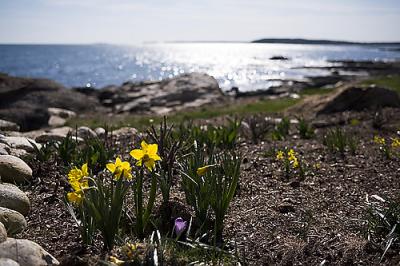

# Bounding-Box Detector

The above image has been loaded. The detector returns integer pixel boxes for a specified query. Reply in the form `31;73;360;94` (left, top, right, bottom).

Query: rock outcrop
318;86;400;114
97;72;225;114
0;73;101;131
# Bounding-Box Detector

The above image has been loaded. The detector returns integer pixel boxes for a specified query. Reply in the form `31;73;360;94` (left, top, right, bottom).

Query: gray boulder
0;207;27;235
0;155;32;184
0;183;30;216
0;238;59;266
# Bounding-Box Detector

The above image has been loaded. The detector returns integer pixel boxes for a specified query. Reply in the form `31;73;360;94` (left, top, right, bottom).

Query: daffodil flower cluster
276;148;305;178
373;135;400;159
67;163;89;205
276;149;299;168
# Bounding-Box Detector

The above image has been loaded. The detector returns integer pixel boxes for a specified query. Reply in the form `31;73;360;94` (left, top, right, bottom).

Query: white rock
0;207;27;235
0;120;20;132
47;107;76;119
48;116;66;127
0;258;20;266
8;149;29;159
0;238;59;266
0;222;6;243
0;183;30;216
0;136;41;152
94;127;106;137
0;155;33;184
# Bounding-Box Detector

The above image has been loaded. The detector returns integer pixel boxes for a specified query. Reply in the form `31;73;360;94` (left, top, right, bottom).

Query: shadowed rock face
318;86;400;114
0;73;100;131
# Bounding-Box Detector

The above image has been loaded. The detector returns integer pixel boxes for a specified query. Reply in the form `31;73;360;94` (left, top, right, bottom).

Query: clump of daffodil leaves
64;119;242;257
66;140;161;249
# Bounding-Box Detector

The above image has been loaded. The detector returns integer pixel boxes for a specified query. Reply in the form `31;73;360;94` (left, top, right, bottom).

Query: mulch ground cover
19;108;400;265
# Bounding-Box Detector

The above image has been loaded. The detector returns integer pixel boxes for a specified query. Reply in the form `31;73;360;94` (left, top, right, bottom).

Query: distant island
252;38;400;46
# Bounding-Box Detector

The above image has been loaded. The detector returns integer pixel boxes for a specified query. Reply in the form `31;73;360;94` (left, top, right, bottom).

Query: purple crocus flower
174;217;187;235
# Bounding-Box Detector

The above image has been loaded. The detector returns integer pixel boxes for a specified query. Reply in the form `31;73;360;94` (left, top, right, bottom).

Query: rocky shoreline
1;60;399;131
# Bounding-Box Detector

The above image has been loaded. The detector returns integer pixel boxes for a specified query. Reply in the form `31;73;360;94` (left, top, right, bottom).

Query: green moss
300;87;334;96
362;75;400;94
66;97;300;130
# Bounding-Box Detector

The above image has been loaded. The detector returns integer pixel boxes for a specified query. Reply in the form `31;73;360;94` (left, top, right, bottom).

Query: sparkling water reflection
0;43;399;91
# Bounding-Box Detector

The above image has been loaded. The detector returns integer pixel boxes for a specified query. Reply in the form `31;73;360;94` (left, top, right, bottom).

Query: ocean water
0;43;399;92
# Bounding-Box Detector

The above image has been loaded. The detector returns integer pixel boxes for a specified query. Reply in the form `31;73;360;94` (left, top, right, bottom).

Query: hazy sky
0;0;399;44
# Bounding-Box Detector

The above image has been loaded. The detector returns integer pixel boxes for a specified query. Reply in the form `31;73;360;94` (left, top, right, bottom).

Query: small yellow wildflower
197;165;213;176
374;136;386;145
106;157;133;180
130;140;161;171
391;137;400;149
287;149;299;168
276;151;285;160
109;256;125;265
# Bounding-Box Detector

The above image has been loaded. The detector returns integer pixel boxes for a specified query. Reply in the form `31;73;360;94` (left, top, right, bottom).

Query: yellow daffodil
67;190;84;205
68;163;89;191
196;165;213;176
287;149;299;168
276;150;285;160
109;256;125;266
391;137;400;149
106;157;133;180
374;136;386;145
130;140;161;171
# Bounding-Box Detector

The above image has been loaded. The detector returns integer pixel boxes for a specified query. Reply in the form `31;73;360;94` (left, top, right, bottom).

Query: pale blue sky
0;0;399;44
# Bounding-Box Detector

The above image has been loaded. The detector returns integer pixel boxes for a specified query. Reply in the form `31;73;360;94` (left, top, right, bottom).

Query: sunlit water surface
0;43;399;91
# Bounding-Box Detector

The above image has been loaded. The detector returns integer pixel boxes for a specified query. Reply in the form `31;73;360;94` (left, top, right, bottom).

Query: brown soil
18;107;400;265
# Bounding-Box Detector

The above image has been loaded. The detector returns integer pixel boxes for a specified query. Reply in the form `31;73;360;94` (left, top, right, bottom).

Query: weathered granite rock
94;127;106;137
318;86;400;114
0;155;32;184
77;126;97;139
47;107;76;127
0;136;40;152
47;107;76;119
0;73;101;131
0;221;6;243
99;73;224;114
0;119;20;132
8;149;29;159
0;207;27;234
0;258;19;266
47;116;66;127
0;238;59;266
0;183;30;216
112;127;138;137
0;143;9;155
